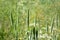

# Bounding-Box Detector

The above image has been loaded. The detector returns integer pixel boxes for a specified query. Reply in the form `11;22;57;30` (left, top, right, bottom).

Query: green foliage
0;0;60;40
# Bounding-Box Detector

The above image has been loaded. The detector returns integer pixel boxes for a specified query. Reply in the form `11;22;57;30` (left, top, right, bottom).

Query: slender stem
27;9;30;40
51;18;54;33
28;9;29;28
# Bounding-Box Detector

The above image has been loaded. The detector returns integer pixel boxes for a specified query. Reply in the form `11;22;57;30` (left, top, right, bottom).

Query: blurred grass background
0;0;60;40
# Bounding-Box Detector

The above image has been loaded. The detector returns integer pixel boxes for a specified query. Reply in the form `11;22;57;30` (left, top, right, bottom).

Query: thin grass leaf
10;13;14;25
27;9;29;28
51;18;54;33
27;9;30;40
46;21;49;34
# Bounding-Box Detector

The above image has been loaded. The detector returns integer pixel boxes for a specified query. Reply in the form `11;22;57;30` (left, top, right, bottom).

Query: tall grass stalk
50;17;55;40
15;2;19;40
54;14;59;40
51;17;54;33
9;2;19;40
10;11;14;26
46;21;48;34
34;16;37;40
27;9;30;40
45;16;49;40
27;9;29;28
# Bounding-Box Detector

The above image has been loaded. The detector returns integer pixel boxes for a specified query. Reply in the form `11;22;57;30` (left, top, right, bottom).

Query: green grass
0;0;60;40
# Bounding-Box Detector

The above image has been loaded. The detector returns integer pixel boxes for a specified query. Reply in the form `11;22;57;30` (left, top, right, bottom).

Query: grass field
0;0;60;40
